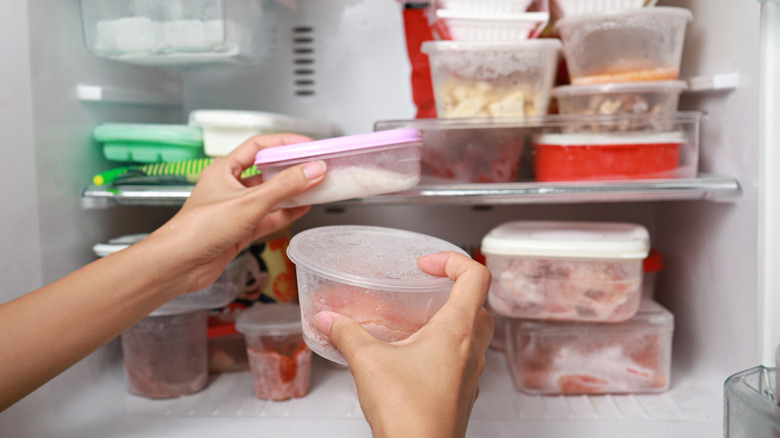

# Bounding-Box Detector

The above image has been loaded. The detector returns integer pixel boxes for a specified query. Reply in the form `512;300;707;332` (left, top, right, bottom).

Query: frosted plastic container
436;0;536;13
505;300;673;395
78;0;276;67
481;221;650;322
552;81;687;116
121;309;208;398
254;129;423;208
287;225;468;365
189;110;336;157
552;0;657;18
236;303;311;400
555;7;693;85
724;366;780;438
93;123;204;163
435;10;549;41
422;40;561;118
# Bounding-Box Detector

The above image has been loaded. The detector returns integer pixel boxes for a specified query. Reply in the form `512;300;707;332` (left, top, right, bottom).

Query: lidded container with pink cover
481;221;650;322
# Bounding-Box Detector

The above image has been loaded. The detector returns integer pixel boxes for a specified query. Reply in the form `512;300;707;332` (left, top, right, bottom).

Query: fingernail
303;160;326;180
314;312;333;336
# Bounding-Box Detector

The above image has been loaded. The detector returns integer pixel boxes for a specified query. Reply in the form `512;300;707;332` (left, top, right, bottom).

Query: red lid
644;248;664;273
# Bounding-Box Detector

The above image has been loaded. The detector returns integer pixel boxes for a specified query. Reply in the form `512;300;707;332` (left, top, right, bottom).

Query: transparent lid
421;38;561;53
551;80;688;97
254;128;422;166
287;225;468;293
188;110;334;136
481;221;650;259
517;299;674;332
235;303;303;336
554;6;693;31
93;124;203;146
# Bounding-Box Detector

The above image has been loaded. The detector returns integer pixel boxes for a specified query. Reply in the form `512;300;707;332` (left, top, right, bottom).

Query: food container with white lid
552;0;657;18
724;365;780;437
481;221;650;322
435;0;538;13
287;225;468;365
422;40;561;118
552;81;687;116
93;123;205;163
188;110;336;157
236;303;312;400
505;299;674;395
555;7;693;85
434;10;549;41
254;129;423;208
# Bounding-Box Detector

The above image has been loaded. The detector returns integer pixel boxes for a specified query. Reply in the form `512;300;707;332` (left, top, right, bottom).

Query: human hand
145;133;326;295
314;251;494;438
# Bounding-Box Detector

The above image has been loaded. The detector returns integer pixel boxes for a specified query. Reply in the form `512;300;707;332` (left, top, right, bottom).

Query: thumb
255;160;327;209
315;311;379;361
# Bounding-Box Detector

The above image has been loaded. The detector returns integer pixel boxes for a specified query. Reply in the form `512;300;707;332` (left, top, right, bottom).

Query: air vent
292;26;315;97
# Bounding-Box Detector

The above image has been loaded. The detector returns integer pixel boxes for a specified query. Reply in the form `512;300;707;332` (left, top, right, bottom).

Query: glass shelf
81;173;741;207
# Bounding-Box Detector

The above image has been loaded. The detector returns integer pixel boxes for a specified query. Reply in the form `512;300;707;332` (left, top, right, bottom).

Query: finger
214;133;314;179
250;160;327;212
417;251;492;317
315;311;380;362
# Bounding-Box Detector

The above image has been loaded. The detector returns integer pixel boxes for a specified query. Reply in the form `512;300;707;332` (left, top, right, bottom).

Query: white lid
481;221;650;259
235;303;303;336
188;110;334;137
435;9;549;23
92;233;148;257
421;38;562;53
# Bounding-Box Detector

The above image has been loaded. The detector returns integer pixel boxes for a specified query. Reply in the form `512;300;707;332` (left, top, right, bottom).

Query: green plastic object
93;123;205;163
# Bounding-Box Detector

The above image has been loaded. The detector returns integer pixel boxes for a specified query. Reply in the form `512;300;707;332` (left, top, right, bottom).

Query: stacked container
481;220;675;395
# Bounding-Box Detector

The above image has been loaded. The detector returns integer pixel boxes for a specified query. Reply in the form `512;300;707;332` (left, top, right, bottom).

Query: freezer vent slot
292;26;316;97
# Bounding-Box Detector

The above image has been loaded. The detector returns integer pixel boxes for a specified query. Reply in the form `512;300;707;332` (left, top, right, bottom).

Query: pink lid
254;128;422;166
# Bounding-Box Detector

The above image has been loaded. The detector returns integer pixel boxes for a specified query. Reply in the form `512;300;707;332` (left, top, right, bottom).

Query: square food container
236;303;312;400
78;0;276;67
435;0;539;13
121;309;209;398
287;225;468;365
552;0;657;18
189;110;336;157
481;221;650;322
505;299;674;395
93;123;204;163
555;7;693;85
422;40;561;118
552;81;687;116
434;10;549;41
724;366;780;438
254;129;423;207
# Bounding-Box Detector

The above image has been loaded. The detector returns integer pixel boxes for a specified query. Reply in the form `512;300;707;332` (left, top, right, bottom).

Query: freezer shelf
81;173;741;207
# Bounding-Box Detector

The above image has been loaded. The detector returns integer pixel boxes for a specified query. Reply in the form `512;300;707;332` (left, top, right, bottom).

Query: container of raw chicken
505;299;674;394
235;303;312;400
254;128;423;207
481;220;650;322
287;225;467;365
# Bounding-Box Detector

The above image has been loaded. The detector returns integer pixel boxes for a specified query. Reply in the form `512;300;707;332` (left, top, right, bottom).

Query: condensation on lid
517;299;674;332
287;225;467;293
254;128;423;166
534;131;685;146
480;221;650;259
551;80;688;97
235;303;303;336
421;38;562;53
553;6;693;31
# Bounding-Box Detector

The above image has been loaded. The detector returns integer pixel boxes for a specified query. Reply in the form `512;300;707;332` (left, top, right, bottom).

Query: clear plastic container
505;300;674;394
93;123;204;163
435;10;549;41
552;81;687;116
552;0;657;18
188;110;336;157
436;0;537;13
287;225;468;365
555;7;693;85
236;303;311;400
254;129;423;207
724;366;780;438
78;0;276;67
121;309;208;398
421;40;561;118
481;221;650;322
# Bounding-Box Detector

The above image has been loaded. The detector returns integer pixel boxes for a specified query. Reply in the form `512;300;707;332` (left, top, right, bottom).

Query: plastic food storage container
236;303;312;400
93;123;204;163
435;0;539;13
189;110;336;157
552;81;687;116
642;248;663;300
481;221;650;322
121;309;208;398
552;0;657;18
207;320;249;373
287;225;468;365
724;366;780;438
254;129;423;207
555;7;693;85
505;299;673;394
78;0;276;67
434;10;549;41
422;40;561;118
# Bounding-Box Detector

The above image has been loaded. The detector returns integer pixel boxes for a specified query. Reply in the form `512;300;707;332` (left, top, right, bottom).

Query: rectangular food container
435;0;540;13
93;123;204;163
505;299;674;395
481;220;650;322
552;0;657;18
254;129;423;207
724;366;780;438
434;10;549;41
555;7;693;85
189;110;336;157
552;81;687;116
422;40;561;118
78;0;276;67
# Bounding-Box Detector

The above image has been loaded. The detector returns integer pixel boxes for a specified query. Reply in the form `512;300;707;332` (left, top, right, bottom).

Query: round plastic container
555;7;693;85
552;81;687;116
121;309;208;398
481;221;650;322
287;225;468;365
254;129;423;208
435;10;549;41
421;39;561;118
236;303;312;400
552;0;657;18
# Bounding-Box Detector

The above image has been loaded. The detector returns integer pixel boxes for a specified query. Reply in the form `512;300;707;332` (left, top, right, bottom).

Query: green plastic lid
93;124;203;147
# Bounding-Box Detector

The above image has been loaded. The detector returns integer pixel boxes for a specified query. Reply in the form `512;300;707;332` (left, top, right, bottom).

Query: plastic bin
287;225;467;365
552;81;687;116
481;220;650;322
505;300;674;394
435;10;549;41
724;366;780;438
93;123;204;163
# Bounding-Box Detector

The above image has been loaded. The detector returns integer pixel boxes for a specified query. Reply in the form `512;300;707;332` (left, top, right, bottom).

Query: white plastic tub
436;0;537;13
435;10;549;41
552;0;657;18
